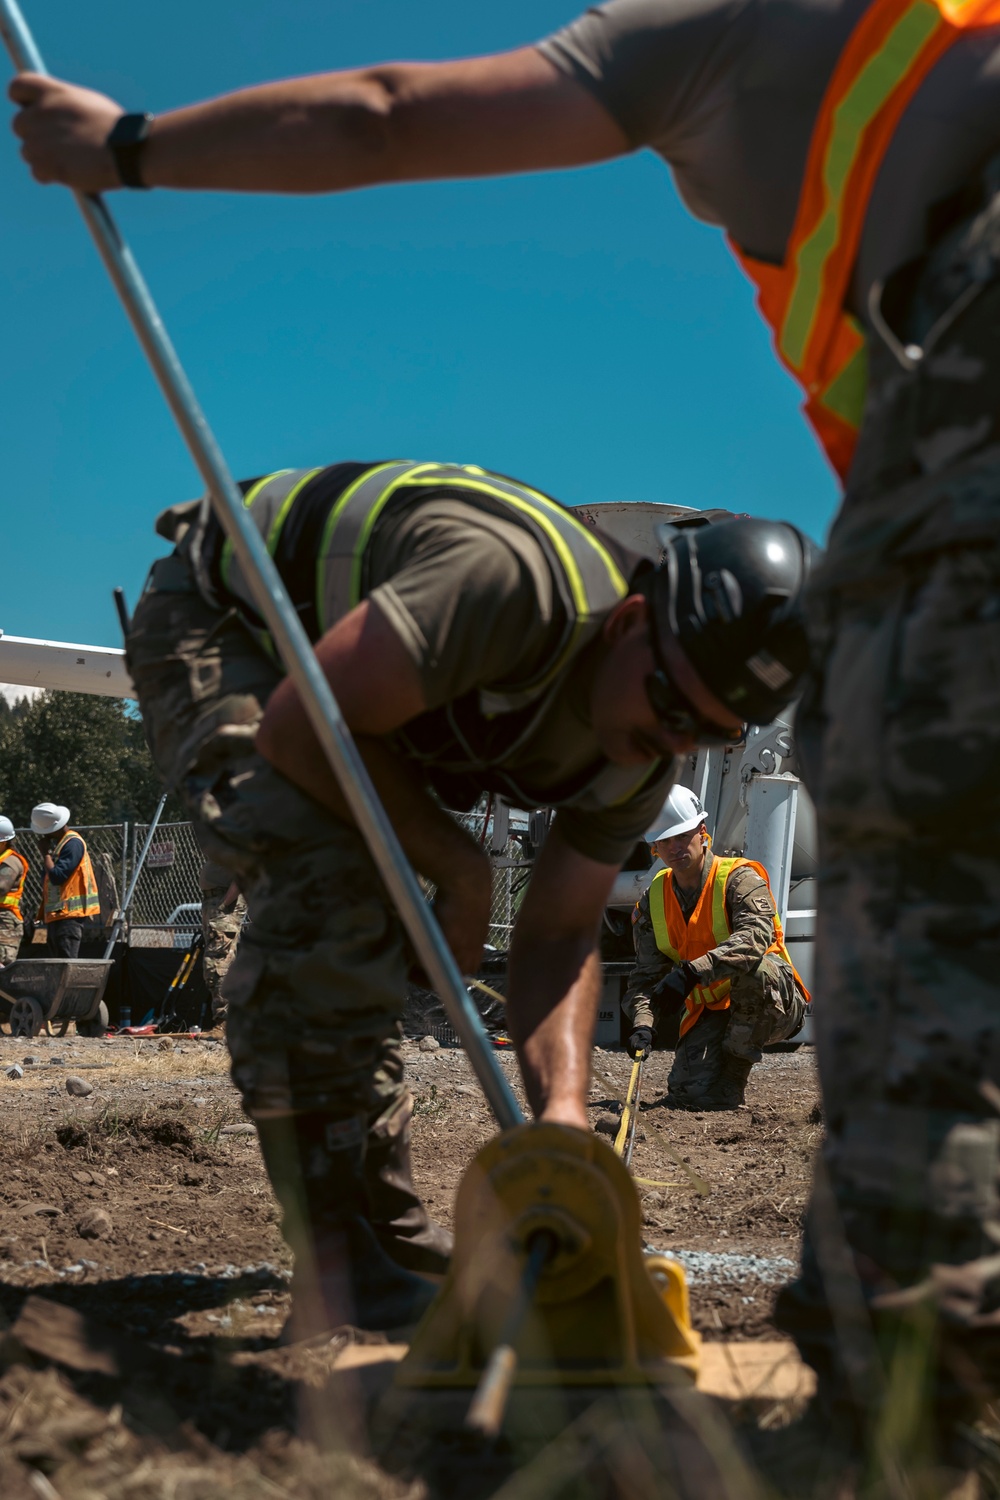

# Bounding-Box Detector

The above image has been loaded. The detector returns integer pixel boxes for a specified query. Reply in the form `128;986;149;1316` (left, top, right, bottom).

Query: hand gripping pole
0;0;522;1131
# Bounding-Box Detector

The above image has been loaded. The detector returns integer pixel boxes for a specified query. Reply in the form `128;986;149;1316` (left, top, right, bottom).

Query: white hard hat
31;803;70;836
647;786;708;843
0;816;14;843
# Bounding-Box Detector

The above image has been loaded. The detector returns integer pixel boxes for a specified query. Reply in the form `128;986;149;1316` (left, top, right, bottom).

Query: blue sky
1;0;838;651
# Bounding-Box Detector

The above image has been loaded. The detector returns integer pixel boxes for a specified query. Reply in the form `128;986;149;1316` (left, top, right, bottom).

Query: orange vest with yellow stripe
42;830;99;924
648;855;810;1039
732;0;1000;483
0;849;29;924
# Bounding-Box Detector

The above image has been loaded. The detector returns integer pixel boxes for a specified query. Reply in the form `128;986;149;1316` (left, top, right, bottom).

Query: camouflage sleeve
0;855;20;896
686;864;776;984
622;888;674;1028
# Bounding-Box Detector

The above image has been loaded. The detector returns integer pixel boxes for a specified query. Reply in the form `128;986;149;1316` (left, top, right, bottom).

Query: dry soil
0;1030;820;1498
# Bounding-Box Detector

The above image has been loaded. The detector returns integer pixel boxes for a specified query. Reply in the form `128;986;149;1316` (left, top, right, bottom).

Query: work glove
653;963;699;1005
627;1026;653;1059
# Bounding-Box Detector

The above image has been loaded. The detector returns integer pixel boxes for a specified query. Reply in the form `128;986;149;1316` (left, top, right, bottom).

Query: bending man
124;458;809;1340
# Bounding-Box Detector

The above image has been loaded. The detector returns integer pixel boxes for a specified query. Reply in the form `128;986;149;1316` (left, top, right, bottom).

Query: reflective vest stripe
219;470;295;596
315;461;438;634
43;831;100;923
265;468;323;556
398;470;629;615
392;469;629;701
0;849;29;923
732;0;1000;482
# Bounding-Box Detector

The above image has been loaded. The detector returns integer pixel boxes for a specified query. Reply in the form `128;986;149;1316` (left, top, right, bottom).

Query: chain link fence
14;801;538;952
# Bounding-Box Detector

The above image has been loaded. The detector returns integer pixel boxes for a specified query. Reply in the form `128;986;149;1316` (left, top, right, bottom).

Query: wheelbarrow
0;959;113;1039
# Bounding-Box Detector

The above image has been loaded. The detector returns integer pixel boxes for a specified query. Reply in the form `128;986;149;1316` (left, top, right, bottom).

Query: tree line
0;692;184;828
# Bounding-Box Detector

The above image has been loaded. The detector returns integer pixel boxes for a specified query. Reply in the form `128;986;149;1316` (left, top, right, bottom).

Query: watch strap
106;112;154;190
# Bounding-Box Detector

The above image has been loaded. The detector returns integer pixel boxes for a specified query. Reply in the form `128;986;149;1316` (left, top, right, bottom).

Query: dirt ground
0;1029;820;1498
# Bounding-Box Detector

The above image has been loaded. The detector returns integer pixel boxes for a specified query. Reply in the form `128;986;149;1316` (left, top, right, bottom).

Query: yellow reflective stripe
219;470;293;595
647;870;680;962
690;978;732;1009
401;470;629;614
819;333;868;425
711;857;738;944
400;470;628;695
265;468;323;556
780;0;943;368
314;462;436;633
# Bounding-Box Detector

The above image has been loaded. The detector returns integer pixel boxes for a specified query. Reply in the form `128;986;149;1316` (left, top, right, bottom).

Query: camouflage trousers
666;955;804;1099
776;161;1000;1434
125;551;408;1133
200;887;246;1023
0;910;21;967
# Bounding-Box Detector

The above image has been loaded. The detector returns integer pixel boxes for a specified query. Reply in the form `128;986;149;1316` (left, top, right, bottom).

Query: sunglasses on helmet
645;667;745;748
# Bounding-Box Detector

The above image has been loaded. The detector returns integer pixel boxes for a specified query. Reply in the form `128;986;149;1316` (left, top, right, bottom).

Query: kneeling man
624;786;808;1108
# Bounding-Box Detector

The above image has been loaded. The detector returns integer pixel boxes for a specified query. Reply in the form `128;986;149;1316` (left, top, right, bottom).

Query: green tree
0;693;182;827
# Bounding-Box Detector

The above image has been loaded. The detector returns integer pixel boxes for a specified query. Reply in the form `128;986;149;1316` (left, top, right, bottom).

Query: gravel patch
657;1249;798;1285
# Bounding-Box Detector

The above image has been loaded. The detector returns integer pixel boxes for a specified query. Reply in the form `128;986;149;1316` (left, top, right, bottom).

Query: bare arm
9;48;631;196
507;827;620;1129
255;598;491;976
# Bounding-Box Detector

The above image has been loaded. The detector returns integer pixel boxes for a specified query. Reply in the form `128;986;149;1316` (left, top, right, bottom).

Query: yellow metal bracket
396;1122;700;1391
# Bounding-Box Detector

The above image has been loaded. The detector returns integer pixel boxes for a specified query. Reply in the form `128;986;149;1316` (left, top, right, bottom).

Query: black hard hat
649;518;815;724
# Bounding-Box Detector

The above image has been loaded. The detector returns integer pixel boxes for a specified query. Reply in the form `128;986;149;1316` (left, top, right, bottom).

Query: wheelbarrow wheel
77;1002;109;1039
10;998;44;1039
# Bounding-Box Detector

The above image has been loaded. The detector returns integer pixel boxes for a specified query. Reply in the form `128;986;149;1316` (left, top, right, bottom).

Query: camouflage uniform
623;861;804;1098
0;911;21;968
0;853;25;967
199;858;246;1024
125;554;412;1130
775;158;1000;1439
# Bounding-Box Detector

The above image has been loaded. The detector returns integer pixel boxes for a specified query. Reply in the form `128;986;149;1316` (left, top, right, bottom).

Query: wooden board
330;1338;815;1402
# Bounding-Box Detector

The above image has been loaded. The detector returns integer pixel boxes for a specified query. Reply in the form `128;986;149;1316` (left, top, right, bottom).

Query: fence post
120;822;128;917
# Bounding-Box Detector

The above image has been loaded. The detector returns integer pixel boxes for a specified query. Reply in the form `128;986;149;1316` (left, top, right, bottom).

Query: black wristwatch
106;112;154;189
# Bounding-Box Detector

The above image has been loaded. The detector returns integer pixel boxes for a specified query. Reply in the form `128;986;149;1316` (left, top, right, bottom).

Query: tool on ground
397;1123;699;1413
157;929;205;1033
468;976;506;1009
0;0;520;1132
613;1055;644;1168
466;1227;558;1438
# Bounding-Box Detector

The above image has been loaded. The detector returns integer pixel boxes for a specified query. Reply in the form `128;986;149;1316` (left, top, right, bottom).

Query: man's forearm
257;716;477;888
507;935;602;1128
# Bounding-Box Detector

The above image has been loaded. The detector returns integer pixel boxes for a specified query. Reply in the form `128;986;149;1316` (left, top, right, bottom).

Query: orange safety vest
0;848;29;924
647;855;810;1039
731;0;1000;483
42;829;100;924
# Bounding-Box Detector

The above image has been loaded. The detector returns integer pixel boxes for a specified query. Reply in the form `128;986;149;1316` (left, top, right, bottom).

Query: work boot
366;1091;453;1276
255;1112;438;1341
683;1054;754;1111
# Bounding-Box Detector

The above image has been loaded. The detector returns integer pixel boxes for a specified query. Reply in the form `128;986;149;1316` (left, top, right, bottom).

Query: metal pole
0;0;521;1130
104;791;169;959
